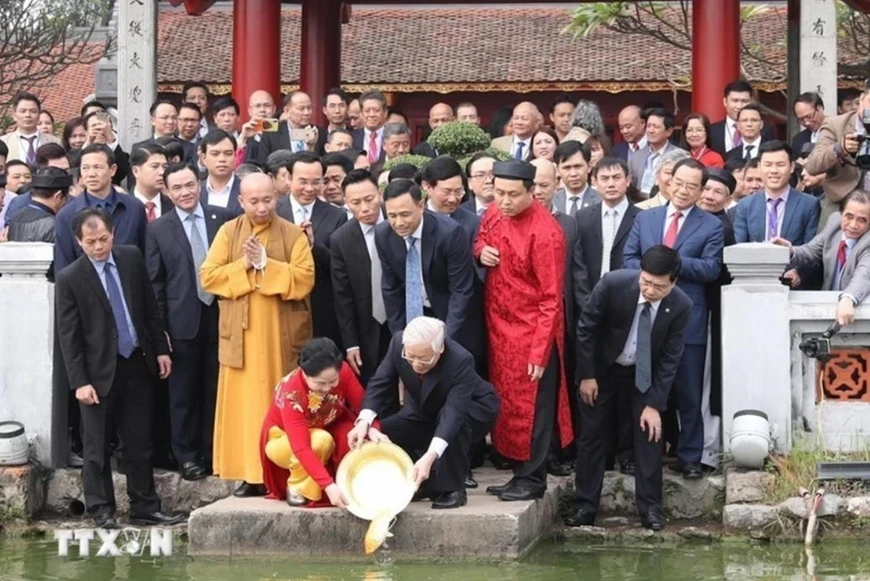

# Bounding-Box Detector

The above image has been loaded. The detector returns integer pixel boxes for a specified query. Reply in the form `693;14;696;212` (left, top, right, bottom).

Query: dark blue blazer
733;188;820;286
612;142;630;162
623;205;724;346
447;205;485;357
144;204;233;341
199;177;243;216
54;190;147;274
374;210;475;344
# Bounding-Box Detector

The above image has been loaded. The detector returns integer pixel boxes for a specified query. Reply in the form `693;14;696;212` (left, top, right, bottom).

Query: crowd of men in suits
3;75;870;531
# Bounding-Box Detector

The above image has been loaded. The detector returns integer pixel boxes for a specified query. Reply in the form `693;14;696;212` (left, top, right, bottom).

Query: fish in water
364;514;394;555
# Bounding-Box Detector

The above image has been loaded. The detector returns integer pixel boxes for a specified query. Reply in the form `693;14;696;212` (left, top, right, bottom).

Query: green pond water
2;539;870;580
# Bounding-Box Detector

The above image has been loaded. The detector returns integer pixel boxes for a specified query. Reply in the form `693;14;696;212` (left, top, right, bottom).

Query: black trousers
513;345;560;489
381;408;490;493
574;364;664;517
79;351;160;516
168;304;219;465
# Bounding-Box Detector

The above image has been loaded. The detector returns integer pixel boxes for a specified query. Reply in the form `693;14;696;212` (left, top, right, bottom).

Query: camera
799;322;841;360
854;109;870;170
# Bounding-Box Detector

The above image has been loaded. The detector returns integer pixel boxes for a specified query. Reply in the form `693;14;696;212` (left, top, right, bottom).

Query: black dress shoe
67;452;84;469
432;489;467;509
668;461;685;474
130;511;185;526
485;480;514;496
93;509;118;529
683;463;703;480
641;509;664;531
464;471;478;489
498;483;545;502
233;482;267;497
180;461;207;481
620;460;636;476
564;508;596;527
413;484;439;502
547;460;572;477
489;453;513;470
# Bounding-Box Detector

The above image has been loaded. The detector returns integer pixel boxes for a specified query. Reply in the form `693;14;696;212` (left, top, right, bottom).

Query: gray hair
570;100;605;137
359;90;388;111
402;316;445;352
236;163;264;180
654;149;690;178
383;122;411;141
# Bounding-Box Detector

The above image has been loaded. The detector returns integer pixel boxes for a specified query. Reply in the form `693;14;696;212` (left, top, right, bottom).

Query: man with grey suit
553;140;600;217
629;108;684;196
772;189;870;327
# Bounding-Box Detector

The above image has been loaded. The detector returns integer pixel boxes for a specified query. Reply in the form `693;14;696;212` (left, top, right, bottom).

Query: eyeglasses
471;172;494;181
640;277;671;292
401;347;438;365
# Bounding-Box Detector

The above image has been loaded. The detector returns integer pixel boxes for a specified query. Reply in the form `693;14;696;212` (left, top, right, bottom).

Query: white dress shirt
289;195;315;223
663;204;692;239
206;175;235;209
740;137;762;159
364;127;384;158
601;197;629;234
511;136;531;160
134;190;163;219
616;294;662;366
474;198;489;216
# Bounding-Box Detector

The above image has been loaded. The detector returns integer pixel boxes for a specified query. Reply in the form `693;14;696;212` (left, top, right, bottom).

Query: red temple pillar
691;0;740;122
300;0;342;127
232;0;281;122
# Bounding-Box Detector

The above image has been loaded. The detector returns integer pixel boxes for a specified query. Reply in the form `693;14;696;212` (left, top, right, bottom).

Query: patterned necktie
24;135;37;166
368;132;378;164
663;211;682;248
477;206;485;217
366;227;387;324
568;196;580;217
187;214;214;305
600;209;618;277
104;262;135;358
767;198;782;240
405;237;424;324
514;141;525;160
145;201;156;223
635;302;652;393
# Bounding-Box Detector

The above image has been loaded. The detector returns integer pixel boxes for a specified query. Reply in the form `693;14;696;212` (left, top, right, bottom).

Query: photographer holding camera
771;189;870;327
805;84;870;227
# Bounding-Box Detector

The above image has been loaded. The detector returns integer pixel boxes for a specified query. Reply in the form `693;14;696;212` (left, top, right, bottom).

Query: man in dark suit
254;91;327;162
352;90;389;166
724;104;769;163
198;130;243;216
571;157;641;475
330;169;392;387
412;103;455;158
375;178;475;353
709;81;776;156
347;317;500;509
791;92;826;155
145;162;233;481
734;140;821;289
129;142;173;223
565;246;691;531
54;144;147;273
623;158;724;479
55;208;184;529
131;100;197;165
275;151;347;347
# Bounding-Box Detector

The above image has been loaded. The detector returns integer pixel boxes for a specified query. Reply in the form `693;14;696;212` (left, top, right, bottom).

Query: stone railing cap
0;242;54;276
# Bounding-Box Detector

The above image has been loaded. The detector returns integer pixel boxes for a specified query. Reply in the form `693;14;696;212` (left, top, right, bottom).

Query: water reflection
2;539;870;580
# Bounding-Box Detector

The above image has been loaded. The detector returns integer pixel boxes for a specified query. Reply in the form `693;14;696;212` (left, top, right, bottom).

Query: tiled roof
155;4;865;89
26;48;101;125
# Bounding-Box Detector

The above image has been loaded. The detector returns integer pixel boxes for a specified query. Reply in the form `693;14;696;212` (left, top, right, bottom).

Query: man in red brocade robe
260;337;375;507
473;160;574;501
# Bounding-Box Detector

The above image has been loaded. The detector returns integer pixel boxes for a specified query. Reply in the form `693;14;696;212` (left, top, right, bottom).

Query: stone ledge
598;470;724;519
188;471;570;559
0;464;46;520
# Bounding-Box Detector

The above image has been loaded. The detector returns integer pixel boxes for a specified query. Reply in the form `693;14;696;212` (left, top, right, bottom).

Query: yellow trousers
264;426;335;501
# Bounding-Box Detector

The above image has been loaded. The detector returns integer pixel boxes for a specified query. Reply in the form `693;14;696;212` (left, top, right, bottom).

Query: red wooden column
232;0;281;122
691;0;740;121
300;0;342;127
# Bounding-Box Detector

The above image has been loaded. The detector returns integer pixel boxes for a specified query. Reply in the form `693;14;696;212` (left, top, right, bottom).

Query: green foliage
563;2;631;38
426;122;492;158
382;154;433;172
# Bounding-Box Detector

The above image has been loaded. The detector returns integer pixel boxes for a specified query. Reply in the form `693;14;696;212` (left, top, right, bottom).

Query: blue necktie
514;141;525;160
104;263;135;358
405;237;424;325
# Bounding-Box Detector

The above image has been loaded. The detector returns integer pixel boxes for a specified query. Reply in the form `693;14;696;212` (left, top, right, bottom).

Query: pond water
2;538;869;581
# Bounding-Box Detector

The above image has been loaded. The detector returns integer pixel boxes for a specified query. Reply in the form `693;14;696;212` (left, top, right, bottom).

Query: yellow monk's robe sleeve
257;234;315;301
199;225;256;300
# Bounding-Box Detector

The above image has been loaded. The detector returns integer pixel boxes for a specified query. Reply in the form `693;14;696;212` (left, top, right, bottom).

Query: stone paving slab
187;469;570;559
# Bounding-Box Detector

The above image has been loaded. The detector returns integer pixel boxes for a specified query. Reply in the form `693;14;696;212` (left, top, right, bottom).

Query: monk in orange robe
200;173;315;497
473;160;574;502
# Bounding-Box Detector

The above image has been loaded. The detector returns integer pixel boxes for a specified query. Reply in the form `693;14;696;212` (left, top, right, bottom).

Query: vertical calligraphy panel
118;0;157;152
799;0;837;105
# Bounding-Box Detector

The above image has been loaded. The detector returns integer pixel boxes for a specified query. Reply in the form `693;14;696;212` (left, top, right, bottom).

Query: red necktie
368;132;378;164
145;201;156;223
836;240;847;270
663;211;682;248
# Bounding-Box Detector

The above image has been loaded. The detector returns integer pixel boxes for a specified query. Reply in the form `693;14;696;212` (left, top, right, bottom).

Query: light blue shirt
88;254;139;349
175;204;208;254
